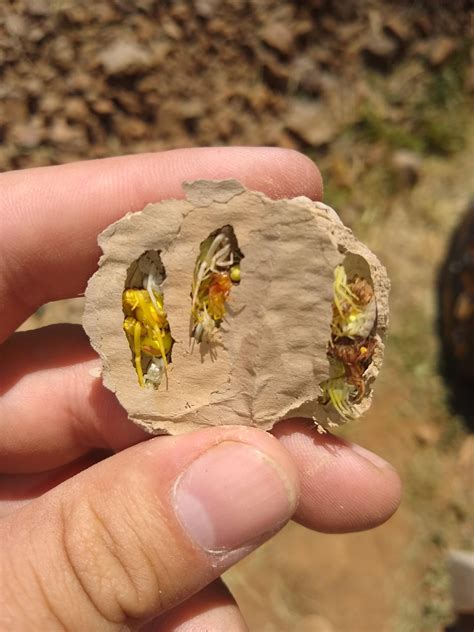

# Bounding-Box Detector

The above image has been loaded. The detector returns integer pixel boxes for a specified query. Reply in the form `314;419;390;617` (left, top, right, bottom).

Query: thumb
0;426;298;631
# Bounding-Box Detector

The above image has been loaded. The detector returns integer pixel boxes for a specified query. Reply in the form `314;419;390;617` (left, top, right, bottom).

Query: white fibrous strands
190;225;243;344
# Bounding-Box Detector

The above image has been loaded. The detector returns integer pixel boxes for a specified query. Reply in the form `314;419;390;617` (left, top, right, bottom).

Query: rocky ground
0;1;471;169
2;1;474;630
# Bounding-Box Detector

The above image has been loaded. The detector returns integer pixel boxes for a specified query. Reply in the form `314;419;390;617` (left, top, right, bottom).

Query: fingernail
173;441;296;553
348;442;395;470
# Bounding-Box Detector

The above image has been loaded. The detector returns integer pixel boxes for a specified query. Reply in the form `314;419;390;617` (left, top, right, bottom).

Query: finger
0;320;402;548
0;325;145;473
0;331;401;535
272;418;402;533
0;452;109;518
0;426;298;630
0;147;322;340
143;580;248;632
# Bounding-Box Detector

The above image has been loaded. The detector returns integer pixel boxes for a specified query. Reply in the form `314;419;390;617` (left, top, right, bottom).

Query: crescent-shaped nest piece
83;180;390;435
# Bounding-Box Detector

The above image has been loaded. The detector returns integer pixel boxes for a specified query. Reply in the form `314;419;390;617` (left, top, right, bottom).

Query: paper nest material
83;179;390;435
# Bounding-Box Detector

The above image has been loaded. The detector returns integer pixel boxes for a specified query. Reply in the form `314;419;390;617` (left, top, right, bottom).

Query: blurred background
2;1;473;630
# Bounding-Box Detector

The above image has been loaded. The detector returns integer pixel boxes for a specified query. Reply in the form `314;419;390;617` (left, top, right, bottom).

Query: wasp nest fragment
83;179;389;435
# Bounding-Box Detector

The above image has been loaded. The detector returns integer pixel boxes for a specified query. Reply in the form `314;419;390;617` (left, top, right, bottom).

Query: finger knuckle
0;526;67;631
59;491;171;623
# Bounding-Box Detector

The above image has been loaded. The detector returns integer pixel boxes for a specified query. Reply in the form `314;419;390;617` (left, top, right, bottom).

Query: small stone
290;56;321;95
24;0;49;16
260;22;295;56
49;119;86;147
149;40;172;65
98;40;153;75
177;98;206;120
113;114;148;141
113;91;142;115
362;32;398;67
428;37;457;67
67;72;94;92
58;5;89;24
28;25;48;43
64;97;89;121
90;99;115;114
9;121;43;148
162;17;183;40
23;77;43;96
4;14;27;37
285;100;338;146
195;0;220;18
49;36;75;69
40;94;63;115
384;15;412;41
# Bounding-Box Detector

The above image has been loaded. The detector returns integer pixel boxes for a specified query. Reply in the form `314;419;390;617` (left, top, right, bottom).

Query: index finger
0;147;322;340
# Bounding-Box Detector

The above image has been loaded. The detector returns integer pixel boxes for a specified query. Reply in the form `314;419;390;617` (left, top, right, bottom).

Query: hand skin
0;147;402;631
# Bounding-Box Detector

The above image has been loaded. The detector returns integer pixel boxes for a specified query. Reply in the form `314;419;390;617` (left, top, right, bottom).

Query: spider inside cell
319;265;377;419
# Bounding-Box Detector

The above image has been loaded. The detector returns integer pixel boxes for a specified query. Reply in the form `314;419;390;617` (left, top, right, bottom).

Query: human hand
0;147;401;631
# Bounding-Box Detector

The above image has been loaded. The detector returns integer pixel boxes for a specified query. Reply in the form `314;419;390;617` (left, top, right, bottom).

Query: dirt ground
2;1;474;630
